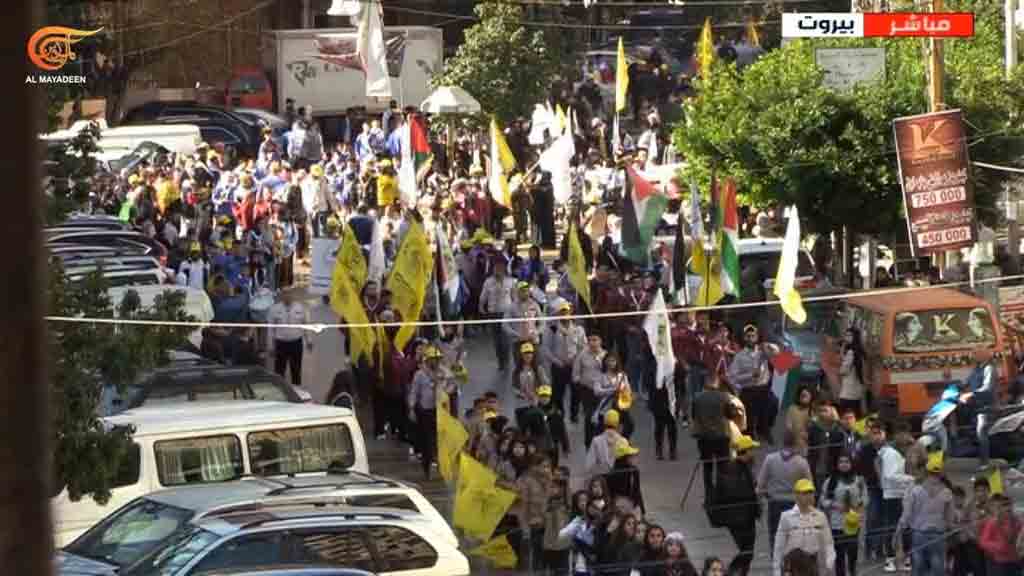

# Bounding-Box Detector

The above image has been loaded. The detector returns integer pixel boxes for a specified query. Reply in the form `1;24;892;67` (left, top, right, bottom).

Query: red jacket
233;195;255;231
979;514;1022;564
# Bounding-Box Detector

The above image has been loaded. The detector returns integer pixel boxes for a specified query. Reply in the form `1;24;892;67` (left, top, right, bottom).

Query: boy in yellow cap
774;478;834;576
585;409;624;477
517;383;570;466
891;452;953;576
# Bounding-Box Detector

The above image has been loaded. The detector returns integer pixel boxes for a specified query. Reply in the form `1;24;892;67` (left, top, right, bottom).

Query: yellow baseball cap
520;342;535;354
614;439;640;459
517;281;530;290
732;435;760;452
310;164;324;177
926;451;944;473
794;478;816;493
189;241;201;253
604;409;620;428
483;409;498;421
558;302;572;313
536;385;552;397
425;346;443;359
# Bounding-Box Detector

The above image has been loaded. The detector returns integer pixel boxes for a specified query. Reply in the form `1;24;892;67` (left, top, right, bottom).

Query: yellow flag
436;391;469;484
567;222;591;312
454;455;517;541
698;18;714;79
556;103;568;134
385;219;434;350
469;535;518;568
691;236;723;307
330;224;375;364
774;207;807;324
989;467;1005;494
615;36;629;113
746;18;760;48
489;117;515;207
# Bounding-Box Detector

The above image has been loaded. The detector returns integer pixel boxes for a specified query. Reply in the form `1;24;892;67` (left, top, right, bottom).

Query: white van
51;401;368;547
42;120;203;158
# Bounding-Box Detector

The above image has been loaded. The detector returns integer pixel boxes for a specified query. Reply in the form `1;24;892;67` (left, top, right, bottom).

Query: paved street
288;286;1023;575
295;291;771;573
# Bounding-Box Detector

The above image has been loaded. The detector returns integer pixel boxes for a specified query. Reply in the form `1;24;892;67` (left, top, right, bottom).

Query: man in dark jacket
713;434;761;576
517;385;570;466
806;397;849;489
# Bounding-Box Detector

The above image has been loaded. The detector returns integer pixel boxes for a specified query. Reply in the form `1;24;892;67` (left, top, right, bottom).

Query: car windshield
64;498;194;568
131;373;291;408
121;525;220;576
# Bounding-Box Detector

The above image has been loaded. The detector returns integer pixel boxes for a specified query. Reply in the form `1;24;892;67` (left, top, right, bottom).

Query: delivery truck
253;26;443;120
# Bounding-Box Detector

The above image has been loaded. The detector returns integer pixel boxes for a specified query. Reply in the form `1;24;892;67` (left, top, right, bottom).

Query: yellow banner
453;455;517;542
385;219;434;350
330;224;374;364
469;535;518;568
436;391;468;484
615;36;629;113
567;222;591;311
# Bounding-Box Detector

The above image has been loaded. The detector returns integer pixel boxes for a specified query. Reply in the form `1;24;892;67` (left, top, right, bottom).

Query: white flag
436;224;460;299
539;129;575;204
397;119;416;205
643;290;676;411
368;218;386;284
357;0;391;99
327;0;361;16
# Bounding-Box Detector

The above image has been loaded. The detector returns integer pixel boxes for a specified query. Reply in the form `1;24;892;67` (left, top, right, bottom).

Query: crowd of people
69;64;1024;573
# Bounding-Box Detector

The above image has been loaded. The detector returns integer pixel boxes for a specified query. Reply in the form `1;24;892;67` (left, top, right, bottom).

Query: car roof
846;287;993;314
103;400;354;437
735;238;786;253
197;567;375;576
143;473;413;514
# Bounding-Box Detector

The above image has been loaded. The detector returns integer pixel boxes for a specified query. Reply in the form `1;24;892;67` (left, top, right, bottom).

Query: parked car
100;363;310;417
47;243;156;264
56;476;466;576
45;230;169;266
121;102;261;158
52;401;369;546
199;565;376;569
232;107;289;153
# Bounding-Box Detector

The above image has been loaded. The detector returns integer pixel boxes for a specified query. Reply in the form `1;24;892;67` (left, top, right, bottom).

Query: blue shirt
385;129;402;158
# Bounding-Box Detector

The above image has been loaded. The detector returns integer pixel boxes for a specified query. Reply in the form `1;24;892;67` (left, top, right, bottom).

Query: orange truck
821;287;1014;422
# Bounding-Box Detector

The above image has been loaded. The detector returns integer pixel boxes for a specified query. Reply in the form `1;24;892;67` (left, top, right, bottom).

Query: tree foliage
674;0;1024;240
46;130;194;505
432;2;559;123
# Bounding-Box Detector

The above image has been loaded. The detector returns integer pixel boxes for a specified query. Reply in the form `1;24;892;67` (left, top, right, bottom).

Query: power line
42;270;1024;330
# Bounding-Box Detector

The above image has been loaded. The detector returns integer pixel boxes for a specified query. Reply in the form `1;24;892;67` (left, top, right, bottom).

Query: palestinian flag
713;177;740;298
621;166;668;264
409;114;431;178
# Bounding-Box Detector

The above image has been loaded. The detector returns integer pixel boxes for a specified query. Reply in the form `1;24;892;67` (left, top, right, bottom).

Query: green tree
675;0;1024;241
433;2;559;124
45;128;194;505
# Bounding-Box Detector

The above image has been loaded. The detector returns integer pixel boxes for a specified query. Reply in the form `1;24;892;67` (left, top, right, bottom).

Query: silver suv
57;476;467;576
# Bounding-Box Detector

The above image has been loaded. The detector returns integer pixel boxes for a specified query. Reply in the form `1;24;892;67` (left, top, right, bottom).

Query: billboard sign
893;109;976;256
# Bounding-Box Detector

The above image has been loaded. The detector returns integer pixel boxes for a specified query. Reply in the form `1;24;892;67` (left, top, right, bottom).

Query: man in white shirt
774;478;835;576
503;281;543;349
177;242;209;292
479;259;517;371
268;288;312;386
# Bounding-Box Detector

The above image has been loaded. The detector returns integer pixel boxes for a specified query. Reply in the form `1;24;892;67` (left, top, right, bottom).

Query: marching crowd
70;75;1024;575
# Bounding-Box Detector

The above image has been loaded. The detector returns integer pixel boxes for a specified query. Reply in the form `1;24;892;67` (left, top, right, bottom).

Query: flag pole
434;223;446;341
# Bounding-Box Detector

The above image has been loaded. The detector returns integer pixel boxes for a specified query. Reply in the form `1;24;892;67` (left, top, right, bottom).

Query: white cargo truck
268;26;443;117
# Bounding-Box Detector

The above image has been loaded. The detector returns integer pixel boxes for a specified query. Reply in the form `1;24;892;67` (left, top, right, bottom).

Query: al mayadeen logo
26;26;103;84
